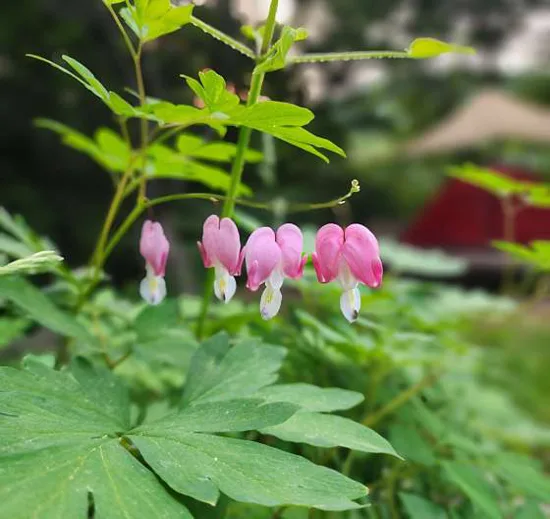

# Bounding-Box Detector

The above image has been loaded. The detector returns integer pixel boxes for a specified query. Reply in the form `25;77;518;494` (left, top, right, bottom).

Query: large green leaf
0;352;369;516
181;333;286;405
442;462;502;519
131;433;367;510
261;412;400;457
0;276;98;348
399;493;447;519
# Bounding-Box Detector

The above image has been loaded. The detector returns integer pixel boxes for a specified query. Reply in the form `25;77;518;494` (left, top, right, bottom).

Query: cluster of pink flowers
139;216;383;322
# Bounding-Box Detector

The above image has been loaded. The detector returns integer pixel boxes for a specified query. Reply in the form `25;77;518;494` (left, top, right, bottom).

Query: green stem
288;50;409;64
190;16;256;59
105;3;137;60
195;0;280;339
134;43;149;202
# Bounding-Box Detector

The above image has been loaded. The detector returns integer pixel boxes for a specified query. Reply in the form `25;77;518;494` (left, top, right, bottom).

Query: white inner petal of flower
340;287;361;323
267;263;285;291
140;270;167;306
337;260;358;291
260;284;283;320
214;264;237;303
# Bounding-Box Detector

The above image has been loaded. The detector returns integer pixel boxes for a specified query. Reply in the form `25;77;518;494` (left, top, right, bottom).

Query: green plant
2;1;549;518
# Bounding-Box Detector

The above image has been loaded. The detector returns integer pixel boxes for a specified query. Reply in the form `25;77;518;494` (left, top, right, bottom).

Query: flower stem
288;50;409;64
195;0;280;339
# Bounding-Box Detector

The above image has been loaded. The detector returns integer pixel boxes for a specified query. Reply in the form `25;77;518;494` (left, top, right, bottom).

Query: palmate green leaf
0;276;98;348
442;462;503;519
261;412;400;458
399;493;447;519
121;0;194;43
182;333;286;406
0;355;368;515
0;359;192;519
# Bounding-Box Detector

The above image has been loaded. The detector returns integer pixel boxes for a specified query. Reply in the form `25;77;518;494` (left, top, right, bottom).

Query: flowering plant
3;2;547;519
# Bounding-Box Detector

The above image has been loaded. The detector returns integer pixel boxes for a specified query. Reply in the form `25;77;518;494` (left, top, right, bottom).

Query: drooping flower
244;224;307;320
139;220;170;305
197;215;243;303
312;223;383;323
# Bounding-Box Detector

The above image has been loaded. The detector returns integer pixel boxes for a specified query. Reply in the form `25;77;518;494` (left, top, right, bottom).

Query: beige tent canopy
406;89;550;156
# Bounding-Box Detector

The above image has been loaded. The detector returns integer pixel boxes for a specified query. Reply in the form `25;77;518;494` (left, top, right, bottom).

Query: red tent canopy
401;165;550;248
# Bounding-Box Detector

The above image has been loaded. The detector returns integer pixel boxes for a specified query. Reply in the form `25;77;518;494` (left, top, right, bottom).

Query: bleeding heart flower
139;220;170;305
197;215;243;303
312;223;383;323
244;224;307;320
